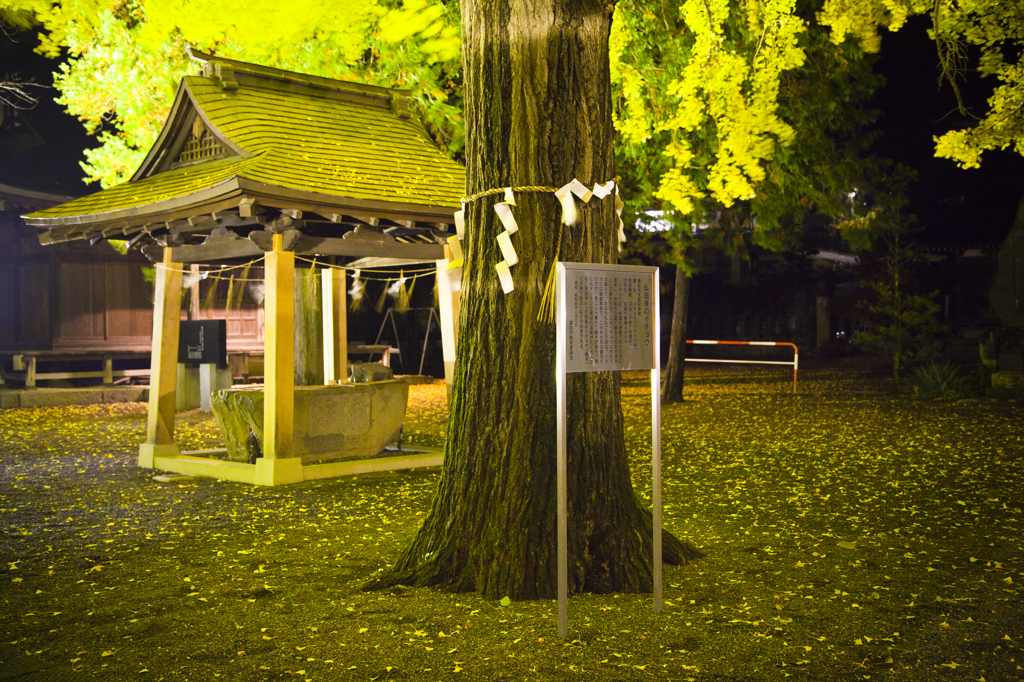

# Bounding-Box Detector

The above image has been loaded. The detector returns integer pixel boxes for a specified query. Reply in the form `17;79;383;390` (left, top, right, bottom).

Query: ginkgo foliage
819;0;1024;168
4;0;1018;204
1;0;461;187
612;0;807;216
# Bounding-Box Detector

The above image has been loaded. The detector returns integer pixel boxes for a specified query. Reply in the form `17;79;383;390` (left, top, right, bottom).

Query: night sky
871;16;1024;247
3;20;1023;244
0;30;93;197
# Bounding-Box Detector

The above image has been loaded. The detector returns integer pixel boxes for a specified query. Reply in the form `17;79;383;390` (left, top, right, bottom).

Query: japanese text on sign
563;267;655;373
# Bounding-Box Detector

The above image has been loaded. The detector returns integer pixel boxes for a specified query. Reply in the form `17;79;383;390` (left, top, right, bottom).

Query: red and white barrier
684;340;799;392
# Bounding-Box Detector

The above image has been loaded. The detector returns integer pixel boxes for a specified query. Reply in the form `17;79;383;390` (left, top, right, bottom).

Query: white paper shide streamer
494;203;518;233
494;187;518;293
495;260;514;294
447;235;464;263
615;188;626;251
454;209;465;239
554;178;602;226
554;184;578;226
456;179;627;294
386;272;406;298
496;231;518;266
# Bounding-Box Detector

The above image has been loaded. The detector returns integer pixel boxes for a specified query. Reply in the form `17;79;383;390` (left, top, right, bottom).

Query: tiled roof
25;54;465;234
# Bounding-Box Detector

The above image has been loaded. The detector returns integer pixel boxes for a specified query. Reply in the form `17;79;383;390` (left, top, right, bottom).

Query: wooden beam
295;236;444;260
26;356;36;388
165;240;263;263
265;236;294;444
102;355;113;385
249;229;301;252
213;213;259;229
350;214;380;227
347;256;437;269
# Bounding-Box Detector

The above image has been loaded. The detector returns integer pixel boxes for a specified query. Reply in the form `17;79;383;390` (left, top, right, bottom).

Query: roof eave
131;80;192;182
23;175;459;240
23;176;245;233
234;177;460;223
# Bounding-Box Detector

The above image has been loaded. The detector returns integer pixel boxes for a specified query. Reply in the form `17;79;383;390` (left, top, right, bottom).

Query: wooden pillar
255;233;302;486
436;245;461;402
321;267;347;384
139;249;183;468
103;354;113;385
25;356;36;388
189;264;201;319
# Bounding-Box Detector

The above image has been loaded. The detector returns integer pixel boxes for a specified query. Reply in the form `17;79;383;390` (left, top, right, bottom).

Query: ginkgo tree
5;0;1020;600
612;0;883;401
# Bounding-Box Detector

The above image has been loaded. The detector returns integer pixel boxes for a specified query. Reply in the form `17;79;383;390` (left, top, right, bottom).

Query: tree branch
0;76;42;110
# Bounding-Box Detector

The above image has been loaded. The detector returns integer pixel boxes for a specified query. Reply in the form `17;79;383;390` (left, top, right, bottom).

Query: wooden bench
1;350;152;388
347;344;399;368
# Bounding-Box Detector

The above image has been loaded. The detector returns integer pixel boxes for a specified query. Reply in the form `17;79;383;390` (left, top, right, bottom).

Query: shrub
912;362;969;400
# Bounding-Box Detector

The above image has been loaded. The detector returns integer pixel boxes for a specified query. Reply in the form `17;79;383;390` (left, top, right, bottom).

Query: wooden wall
1;210;271;356
0;210;154;351
54;260;154;349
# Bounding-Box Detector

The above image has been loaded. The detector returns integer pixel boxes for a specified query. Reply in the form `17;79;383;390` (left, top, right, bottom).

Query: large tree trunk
660;266;690;402
375;0;700;600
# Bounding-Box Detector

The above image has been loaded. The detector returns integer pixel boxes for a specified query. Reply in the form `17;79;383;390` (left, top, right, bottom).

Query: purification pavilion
23;49;465;485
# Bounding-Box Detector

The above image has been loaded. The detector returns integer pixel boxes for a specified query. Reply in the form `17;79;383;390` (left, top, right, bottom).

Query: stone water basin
211;380;409;464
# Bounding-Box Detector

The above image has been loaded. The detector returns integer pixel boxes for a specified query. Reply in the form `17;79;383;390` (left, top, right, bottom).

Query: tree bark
660;266;690;402
374;0;701;600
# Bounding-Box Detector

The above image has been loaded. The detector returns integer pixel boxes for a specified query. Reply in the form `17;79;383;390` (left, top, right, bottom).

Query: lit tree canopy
612;0;883;255
612;0;808;217
3;0;1021;195
1;0;462;187
819;0;1024;168
611;0;884;404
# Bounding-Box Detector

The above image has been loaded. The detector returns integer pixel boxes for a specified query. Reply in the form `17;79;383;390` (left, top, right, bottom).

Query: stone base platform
0;386;148;409
147;445;442;486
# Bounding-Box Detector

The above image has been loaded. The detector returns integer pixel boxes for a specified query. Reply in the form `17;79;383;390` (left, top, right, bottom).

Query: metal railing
684;340;799;392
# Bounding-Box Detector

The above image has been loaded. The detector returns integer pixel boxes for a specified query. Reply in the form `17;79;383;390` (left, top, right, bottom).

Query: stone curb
0;387;149;409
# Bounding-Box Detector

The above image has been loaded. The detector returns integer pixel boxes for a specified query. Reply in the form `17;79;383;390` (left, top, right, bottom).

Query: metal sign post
555;262;662;640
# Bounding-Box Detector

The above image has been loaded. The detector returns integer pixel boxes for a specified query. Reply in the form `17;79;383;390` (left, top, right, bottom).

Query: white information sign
563;267;656;373
555;262;662;640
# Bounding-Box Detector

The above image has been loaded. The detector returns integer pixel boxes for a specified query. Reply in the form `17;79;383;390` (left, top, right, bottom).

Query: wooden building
1;185;153;346
1;102;155;387
23;50;465;484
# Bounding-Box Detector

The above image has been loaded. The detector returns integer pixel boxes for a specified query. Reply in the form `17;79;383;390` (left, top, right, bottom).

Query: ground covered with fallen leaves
1;362;1022;681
